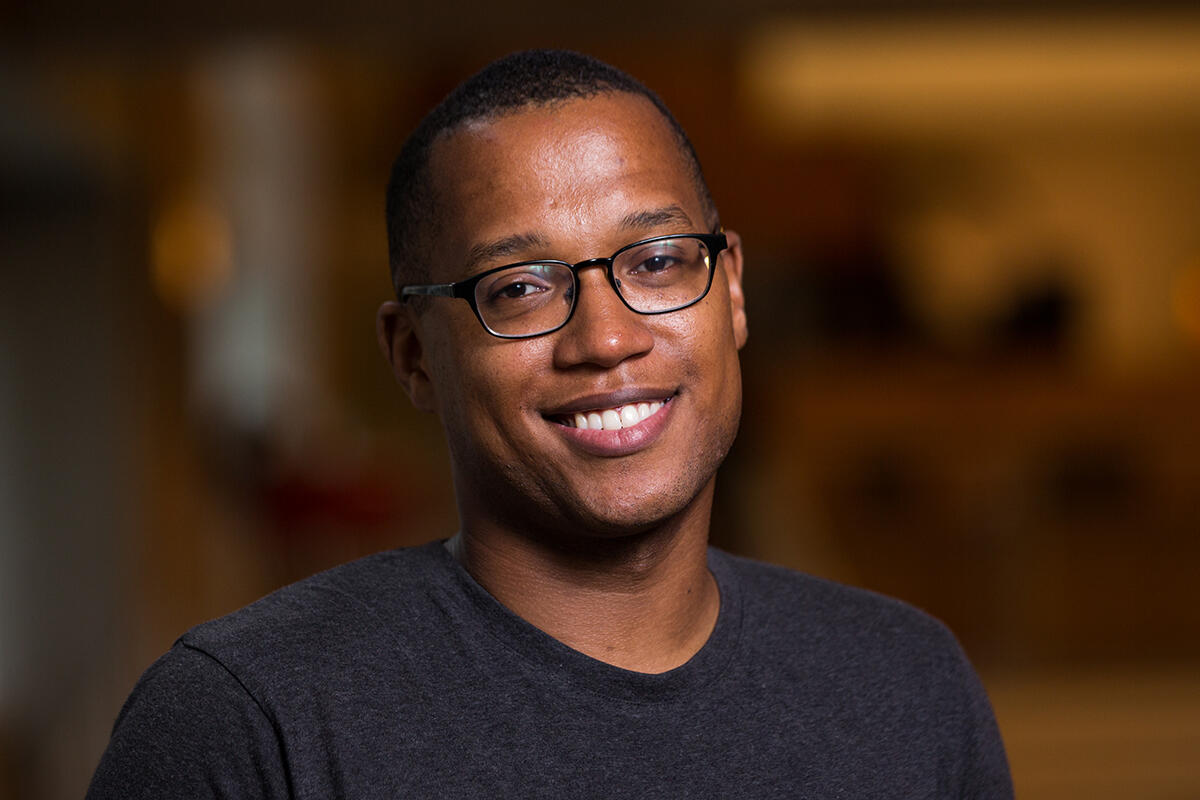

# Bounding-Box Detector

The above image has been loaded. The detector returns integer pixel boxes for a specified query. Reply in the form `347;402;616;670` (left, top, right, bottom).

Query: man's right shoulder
90;543;457;800
177;540;453;686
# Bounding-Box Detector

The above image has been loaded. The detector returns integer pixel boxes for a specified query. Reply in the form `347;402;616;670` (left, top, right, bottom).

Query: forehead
424;93;703;276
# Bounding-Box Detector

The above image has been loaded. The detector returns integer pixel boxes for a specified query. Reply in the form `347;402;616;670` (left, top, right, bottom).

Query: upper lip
543;387;677;416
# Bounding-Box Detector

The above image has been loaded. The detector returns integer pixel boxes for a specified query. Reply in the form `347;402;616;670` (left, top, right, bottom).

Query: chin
558;478;711;540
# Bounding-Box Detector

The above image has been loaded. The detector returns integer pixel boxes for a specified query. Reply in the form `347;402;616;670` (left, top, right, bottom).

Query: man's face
384;92;747;540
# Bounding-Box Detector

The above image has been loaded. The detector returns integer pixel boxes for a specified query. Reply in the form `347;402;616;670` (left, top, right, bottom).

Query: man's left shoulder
712;548;969;672
711;550;1012;796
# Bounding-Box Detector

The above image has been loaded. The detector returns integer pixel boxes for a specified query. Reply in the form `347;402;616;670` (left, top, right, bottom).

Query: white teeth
620;405;640;427
562;400;668;430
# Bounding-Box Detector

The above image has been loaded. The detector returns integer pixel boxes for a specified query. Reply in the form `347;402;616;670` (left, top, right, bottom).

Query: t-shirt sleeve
87;642;290;800
948;642;1014;800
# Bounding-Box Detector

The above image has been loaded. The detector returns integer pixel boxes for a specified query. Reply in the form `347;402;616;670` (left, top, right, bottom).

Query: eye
621;242;691;282
628;245;686;275
495;280;541;299
482;269;553;303
634;254;679;274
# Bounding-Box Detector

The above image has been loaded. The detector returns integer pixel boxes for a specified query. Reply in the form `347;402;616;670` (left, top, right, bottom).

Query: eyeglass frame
399;231;729;340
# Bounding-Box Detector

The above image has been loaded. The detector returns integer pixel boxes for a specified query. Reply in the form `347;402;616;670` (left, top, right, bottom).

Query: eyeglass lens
473;236;714;337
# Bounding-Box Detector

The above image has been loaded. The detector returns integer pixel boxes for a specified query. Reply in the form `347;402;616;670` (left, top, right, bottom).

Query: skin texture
378;92;747;672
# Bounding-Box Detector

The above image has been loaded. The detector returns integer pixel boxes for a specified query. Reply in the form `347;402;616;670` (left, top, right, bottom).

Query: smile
554;399;668;431
545;391;677;456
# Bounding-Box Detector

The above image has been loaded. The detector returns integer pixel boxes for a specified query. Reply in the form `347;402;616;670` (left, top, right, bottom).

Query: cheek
431;333;551;430
667;309;744;442
424;328;492;430
661;296;740;372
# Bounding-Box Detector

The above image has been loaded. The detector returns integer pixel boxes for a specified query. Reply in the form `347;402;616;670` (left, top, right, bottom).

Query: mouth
544;391;677;457
546;394;674;431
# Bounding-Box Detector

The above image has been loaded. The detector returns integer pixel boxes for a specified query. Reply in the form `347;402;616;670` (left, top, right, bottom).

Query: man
89;50;1012;798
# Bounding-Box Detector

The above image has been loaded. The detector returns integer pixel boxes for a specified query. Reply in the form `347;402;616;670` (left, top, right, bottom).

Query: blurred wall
0;75;143;796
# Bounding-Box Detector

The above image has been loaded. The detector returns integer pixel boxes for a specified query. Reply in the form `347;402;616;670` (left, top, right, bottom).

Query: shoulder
179;541;452;692
712;549;1012;795
709;551;1014;796
89;542;458;798
712;548;972;683
88;644;289;799
715;548;951;637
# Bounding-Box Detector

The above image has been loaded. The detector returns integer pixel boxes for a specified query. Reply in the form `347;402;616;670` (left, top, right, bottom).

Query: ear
721;230;748;350
376;300;437;413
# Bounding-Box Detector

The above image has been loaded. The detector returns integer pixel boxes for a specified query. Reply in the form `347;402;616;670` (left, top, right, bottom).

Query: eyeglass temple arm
400;284;457;299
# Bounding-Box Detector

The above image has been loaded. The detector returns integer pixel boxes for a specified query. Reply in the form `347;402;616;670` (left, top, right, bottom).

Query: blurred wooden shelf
734;355;1200;666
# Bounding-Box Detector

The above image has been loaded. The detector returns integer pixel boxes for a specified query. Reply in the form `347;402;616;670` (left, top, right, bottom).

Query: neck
449;490;719;674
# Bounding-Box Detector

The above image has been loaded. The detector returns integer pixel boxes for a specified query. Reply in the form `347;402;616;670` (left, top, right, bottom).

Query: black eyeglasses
400;232;727;339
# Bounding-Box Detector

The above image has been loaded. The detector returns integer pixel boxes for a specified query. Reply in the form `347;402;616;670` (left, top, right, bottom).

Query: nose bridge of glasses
570;256;614;275
569;256;624;298
555;253;654;361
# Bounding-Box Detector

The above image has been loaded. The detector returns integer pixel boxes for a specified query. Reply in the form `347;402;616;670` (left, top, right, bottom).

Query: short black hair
384;49;717;294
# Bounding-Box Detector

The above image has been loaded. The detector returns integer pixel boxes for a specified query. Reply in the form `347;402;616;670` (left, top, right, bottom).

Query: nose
552;264;654;369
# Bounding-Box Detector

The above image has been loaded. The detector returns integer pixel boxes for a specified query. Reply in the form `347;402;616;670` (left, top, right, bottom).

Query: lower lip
552;398;674;457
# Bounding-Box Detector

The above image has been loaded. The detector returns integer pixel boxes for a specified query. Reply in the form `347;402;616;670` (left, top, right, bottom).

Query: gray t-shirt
88;540;1012;798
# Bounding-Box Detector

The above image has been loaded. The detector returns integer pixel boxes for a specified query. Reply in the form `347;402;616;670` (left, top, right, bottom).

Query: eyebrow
460;205;696;276
619;205;695;232
463;232;551;274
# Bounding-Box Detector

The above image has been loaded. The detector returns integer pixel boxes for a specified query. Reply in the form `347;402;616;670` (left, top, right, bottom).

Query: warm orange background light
151;194;233;312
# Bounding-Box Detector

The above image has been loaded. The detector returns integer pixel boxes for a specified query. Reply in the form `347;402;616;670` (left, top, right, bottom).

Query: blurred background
3;2;1199;797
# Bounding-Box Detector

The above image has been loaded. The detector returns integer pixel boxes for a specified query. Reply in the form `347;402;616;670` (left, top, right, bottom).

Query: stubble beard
448;393;742;551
